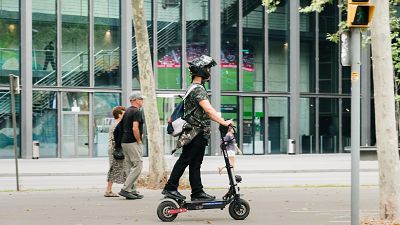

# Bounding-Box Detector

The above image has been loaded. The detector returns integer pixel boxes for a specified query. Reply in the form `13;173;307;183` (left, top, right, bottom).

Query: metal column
121;0;133;105
350;28;361;225
20;0;33;158
289;0;300;154
209;0;221;155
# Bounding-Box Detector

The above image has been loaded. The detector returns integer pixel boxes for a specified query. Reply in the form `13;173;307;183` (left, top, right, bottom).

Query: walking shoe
161;189;186;200
131;191;144;199
119;189;140;200
191;192;216;201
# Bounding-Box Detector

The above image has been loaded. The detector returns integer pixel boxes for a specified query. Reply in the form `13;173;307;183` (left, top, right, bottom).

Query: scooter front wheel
157;200;178;222
229;198;250;220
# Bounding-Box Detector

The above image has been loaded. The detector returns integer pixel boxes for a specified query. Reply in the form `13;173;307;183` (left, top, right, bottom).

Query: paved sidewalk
0;154;380;190
0;187;380;225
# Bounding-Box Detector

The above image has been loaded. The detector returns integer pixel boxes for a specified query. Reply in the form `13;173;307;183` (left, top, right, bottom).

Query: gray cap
129;91;145;100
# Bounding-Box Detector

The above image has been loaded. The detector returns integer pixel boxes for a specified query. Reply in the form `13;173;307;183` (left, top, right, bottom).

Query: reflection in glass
157;1;181;89
300;42;315;92
61;0;89;86
32;91;57;157
221;95;238;153
62;92;89;111
242;97;253;154
158;96;182;154
32;0;57;85
61;113;89;157
242;4;264;92
0;0;20;84
93;93;120;157
0;91;20;158
268;97;288;154
342;98;351;150
300;0;315;93
221;0;238;91
268;2;289;92
319;4;339;93
319;98;339;153
299;98;315;153
186;0;209;87
253;98;264;154
94;0;120;87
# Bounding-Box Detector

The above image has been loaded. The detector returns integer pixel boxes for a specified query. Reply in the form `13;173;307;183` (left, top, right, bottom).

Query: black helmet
188;55;217;79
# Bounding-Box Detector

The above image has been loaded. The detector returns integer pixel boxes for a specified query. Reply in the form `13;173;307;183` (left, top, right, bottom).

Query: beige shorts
227;150;236;157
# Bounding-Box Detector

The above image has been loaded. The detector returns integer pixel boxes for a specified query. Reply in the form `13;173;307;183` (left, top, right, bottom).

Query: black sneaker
131;191;144;199
162;189;186;200
119;189;140;200
191;192;216;201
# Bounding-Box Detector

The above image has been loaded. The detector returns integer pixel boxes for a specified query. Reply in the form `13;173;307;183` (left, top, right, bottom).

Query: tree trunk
131;0;167;189
371;0;400;220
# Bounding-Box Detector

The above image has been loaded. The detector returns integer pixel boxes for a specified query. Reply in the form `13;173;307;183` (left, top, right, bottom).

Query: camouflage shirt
176;84;211;149
184;84;210;128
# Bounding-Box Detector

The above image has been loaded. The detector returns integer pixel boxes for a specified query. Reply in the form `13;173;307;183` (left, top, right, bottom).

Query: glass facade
62;0;90;87
0;0;376;158
0;0;20;158
32;91;57;157
94;0;121;87
268;1;289;92
32;0;57;85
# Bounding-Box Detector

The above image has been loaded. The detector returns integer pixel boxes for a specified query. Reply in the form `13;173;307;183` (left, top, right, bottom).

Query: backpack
167;84;202;137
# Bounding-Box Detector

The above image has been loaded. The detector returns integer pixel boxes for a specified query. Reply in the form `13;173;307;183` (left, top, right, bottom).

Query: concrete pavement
0;187;379;225
0;154;383;225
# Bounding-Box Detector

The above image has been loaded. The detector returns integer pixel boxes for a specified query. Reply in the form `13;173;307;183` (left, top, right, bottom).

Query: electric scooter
157;125;250;222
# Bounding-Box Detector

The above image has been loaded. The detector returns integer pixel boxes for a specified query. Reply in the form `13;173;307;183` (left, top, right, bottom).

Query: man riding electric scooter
162;55;232;201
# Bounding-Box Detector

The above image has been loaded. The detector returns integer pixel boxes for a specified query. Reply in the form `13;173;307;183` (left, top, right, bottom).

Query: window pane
319;98;339;153
156;0;181;89
342;98;351;150
0;0;20;85
186;0;209;87
61;0;89;87
221;0;238;91
268;97;288;154
32;91;57;157
299;98;315;153
0;91;21;158
243;4;263;92
94;0;121;87
62;92;89;111
268;2;289;92
300;0;315;93
32;0;57;86
94;92;120;157
319;4;339;93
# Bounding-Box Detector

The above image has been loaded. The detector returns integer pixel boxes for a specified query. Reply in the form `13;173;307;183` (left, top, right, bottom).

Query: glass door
242;97;265;154
62;112;89;157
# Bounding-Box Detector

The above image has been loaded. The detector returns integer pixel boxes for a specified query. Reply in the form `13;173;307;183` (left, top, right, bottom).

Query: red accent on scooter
167;208;188;214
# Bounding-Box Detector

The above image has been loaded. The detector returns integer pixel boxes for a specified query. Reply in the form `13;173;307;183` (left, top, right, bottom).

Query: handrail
34;51;85;85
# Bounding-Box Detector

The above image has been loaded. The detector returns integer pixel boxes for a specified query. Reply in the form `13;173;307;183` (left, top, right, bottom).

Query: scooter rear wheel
157;200;178;222
229;198;250;220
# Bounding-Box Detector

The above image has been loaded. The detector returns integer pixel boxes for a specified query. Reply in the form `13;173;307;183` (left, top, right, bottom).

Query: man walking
43;41;55;70
119;91;145;200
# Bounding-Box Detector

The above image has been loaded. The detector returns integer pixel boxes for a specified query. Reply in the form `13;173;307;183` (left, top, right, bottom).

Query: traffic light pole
350;28;361;225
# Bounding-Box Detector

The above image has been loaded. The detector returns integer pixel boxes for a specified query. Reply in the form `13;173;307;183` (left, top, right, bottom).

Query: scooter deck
185;198;225;204
183;199;228;210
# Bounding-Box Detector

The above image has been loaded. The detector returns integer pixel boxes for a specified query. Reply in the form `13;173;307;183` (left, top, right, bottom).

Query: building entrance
61;112;89;157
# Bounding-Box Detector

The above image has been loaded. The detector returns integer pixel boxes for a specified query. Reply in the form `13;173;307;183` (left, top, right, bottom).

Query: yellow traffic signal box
347;0;375;28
